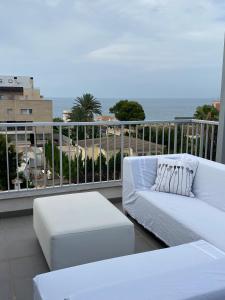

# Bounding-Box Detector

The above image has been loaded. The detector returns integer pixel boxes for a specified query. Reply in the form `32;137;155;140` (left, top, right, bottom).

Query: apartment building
213;100;220;112
0;75;53;145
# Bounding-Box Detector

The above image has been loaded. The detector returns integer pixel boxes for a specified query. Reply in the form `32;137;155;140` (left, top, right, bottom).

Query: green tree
69;93;102;122
53;117;64;122
0;135;18;190
45;140;69;179
52;117;69;137
45;140;86;183
94;153;107;181
69;93;102;141
109;100;145;121
193;104;218;160
19;172;34;189
194;104;219;121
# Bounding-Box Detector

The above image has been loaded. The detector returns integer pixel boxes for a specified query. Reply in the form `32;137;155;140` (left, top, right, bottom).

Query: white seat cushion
35;191;132;236
126;190;225;251
33;192;134;270
33;240;225;300
69;259;225;300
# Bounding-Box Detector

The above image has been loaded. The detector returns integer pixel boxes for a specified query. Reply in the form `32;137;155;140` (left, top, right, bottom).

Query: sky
0;0;225;98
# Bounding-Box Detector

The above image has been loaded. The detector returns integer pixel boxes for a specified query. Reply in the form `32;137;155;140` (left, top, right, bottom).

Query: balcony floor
0;200;166;300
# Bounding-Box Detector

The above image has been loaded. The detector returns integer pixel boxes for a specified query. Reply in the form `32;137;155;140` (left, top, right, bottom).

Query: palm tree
69;93;102;122
194;104;219;121
194;104;219;160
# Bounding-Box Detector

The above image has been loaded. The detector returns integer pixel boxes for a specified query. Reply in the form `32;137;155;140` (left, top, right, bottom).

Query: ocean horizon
51;97;216;121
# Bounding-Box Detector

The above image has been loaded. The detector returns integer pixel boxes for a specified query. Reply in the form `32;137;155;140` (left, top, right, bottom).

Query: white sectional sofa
34;240;225;300
123;153;225;251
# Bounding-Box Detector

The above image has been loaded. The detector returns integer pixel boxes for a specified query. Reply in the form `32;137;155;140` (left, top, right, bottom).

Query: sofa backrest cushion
192;156;225;212
123;156;158;192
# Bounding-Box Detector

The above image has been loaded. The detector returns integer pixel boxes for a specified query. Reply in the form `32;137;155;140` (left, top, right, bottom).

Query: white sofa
33;240;225;300
123;153;225;251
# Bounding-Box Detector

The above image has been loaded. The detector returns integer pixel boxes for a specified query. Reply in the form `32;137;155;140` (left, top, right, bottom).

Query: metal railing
0;119;219;197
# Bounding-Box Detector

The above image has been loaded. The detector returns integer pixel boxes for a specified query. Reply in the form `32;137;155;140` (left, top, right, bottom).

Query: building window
7;108;13;114
20;108;32;115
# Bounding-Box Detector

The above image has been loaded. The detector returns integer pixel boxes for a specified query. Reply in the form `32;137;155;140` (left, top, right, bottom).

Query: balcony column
216;37;225;163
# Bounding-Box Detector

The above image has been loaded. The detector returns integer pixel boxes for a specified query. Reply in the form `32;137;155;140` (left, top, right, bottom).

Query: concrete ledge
0;181;121;200
0;185;122;218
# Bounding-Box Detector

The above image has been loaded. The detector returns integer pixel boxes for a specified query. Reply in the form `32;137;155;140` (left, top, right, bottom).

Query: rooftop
0;76;33;89
0;117;222;300
78;135;163;153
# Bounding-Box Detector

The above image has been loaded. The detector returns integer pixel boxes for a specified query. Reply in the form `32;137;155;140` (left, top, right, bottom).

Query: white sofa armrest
122;156;158;207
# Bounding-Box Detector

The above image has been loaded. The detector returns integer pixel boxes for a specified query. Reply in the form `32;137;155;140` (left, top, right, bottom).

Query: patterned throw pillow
151;156;199;197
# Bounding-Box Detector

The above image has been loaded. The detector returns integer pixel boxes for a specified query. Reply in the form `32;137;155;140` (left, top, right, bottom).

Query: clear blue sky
1;0;225;98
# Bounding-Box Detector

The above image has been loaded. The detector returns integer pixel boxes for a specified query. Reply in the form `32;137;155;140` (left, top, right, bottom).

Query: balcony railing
0;119;219;198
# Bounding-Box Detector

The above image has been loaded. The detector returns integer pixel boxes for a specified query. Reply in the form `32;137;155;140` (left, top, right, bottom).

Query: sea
52;97;215;121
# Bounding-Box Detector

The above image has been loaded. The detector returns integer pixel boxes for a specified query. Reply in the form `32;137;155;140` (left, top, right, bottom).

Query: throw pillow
151;156;198;197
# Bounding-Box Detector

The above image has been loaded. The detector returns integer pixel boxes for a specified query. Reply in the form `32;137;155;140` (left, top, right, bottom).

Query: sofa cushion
33;240;225;300
68;258;225;300
134;190;225;251
192;157;225;212
151;156;198;197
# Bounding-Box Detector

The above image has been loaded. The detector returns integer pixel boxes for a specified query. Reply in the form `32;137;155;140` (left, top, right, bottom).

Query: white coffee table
33;191;135;270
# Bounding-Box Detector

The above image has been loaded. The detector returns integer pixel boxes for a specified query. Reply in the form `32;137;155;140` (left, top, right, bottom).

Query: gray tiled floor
0;201;165;300
0;216;49;300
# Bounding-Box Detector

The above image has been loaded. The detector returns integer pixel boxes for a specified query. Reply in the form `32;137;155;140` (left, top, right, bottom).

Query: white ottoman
33;191;135;270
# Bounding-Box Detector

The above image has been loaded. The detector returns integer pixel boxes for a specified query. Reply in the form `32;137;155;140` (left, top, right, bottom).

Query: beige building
95;115;116;122
212;100;220;112
0;75;53;145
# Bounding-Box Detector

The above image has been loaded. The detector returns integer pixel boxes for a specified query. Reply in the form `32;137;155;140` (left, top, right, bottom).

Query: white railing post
173;124;178;154
5;127;10;191
121;124;124;179
199;123;204;157
216;37;225;163
59;125;63;186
